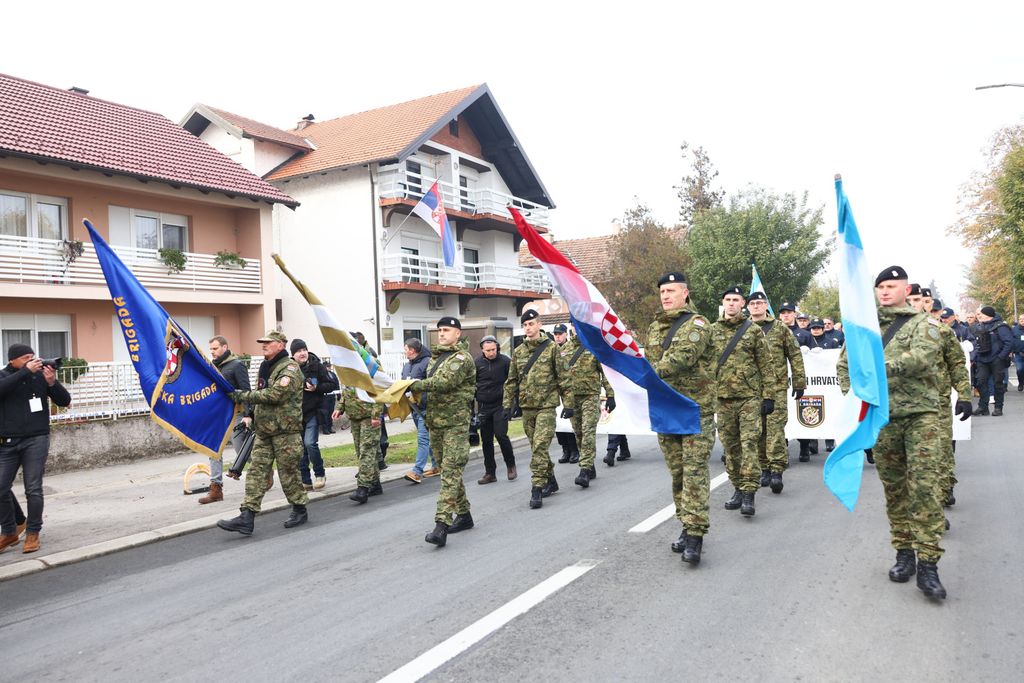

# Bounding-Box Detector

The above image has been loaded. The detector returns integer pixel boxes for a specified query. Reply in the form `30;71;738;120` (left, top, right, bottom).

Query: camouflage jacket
231;353;303;437
503;335;571;410
559;336;614;398
838;304;941;418
338;386;382;422
645;305;716;410
712;313;773;400
755;314;806;394
937;320;972;403
410;340;476;429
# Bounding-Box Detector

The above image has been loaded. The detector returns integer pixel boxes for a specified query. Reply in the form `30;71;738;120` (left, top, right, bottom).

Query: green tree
685;188;831;318
675;141;724;227
798;277;841;322
605;201;689;343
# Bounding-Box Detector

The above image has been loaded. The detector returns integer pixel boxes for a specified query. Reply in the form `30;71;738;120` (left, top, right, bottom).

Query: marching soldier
333;386;383;504
561;321;616;488
504;309;572;509
646;272;716;564
218;330;308;536
713;286;774;517
747;292;805;494
838;266;971;600
552;324;581;464
408;317;477;548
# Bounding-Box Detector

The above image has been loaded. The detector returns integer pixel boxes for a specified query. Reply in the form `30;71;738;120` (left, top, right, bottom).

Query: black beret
876;266;909;286
721;285;746;300
931;299;943;312
657;271;687;287
921;287;933;298
778;301;796;312
747;291;768;303
908;283;921;296
552;324;567;333
810;318;825;328
521;309;540;323
437;316;461;329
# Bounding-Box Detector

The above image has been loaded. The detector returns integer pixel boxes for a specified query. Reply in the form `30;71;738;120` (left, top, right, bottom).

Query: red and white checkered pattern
600;311;642;357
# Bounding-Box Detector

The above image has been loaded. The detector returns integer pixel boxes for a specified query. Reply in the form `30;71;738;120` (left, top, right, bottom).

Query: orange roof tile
266;85;482;181
519;234;617;284
205;106;313;151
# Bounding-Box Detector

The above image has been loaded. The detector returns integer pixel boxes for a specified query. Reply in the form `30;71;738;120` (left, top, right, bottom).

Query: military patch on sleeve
279;376;291;386
694;318;706;327
926;317;940;326
928;327;940;340
688;331;701;342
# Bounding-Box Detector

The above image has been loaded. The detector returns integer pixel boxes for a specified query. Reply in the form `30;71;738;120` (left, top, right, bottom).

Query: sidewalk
0;419;525;581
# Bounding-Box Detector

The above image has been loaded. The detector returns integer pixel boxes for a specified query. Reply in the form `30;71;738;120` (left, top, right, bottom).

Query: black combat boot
809;441;819;455
541;476;559;497
574;467;591;488
569;450;580;464
217;508;255;536
945;517;951;531
1018;370;1024;391
740;491;755;516
558;445;572;464
724;489;743;510
603;450;616;467
587;466;597;480
368;480;383;496
448;512;474;533
992;407;1003;417
770;471;784;494
825;439;836;452
529;487;543;509
916;561;947;599
349;486;369;504
681;534;703;565
888;549;916;582
865;448;875;464
972;405;989;416
944;487;955;507
617;443;631;461
425;522;448;547
283;504;308;528
799;441;810;462
759;470;771;487
671;530;688;553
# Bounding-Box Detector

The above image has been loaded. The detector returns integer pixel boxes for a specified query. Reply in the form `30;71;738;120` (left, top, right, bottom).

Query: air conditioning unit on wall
428;294;445;310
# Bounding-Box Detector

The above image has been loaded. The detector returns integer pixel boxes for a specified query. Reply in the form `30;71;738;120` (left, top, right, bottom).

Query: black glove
511;404;522;419
761;399;775;416
560;407;575;419
792;388;804;400
502;408;513;422
954;400;973;422
605;397;616;413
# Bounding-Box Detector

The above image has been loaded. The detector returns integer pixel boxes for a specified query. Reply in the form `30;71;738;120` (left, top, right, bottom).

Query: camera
40;358;63;370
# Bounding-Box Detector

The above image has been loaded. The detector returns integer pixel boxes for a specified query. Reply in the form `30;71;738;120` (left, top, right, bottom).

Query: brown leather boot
22;532;40;554
0;534;19;552
198;482;223;504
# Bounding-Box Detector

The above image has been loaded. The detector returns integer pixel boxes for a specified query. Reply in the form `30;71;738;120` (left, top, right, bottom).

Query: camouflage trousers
351;418;381;488
570;394;601;469
758;390;790;473
937;405;956;493
874;412;945;563
522;408;556;487
429;423;470;524
657;410;715;537
717;397;763;492
242;432;308;513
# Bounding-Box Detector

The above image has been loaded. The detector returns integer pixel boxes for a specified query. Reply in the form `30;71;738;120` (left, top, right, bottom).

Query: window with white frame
130;209;188;251
0;190;67;241
0;314;72;360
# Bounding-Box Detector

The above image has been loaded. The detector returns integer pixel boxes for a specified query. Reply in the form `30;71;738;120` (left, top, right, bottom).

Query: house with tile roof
182;84;555;363
0;72;296;365
518;234;618;324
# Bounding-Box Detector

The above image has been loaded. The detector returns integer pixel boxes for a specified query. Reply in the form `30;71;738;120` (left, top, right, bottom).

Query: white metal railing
381;253;552;293
51;362;149;422
377;167;551;227
0;234;262;293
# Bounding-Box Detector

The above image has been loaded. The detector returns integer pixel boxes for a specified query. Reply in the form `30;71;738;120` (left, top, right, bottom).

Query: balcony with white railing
0;234;262;295
381;253;552;297
377;167;551;228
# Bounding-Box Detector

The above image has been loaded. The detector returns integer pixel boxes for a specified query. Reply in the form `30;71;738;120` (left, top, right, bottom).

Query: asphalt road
2;394;1022;682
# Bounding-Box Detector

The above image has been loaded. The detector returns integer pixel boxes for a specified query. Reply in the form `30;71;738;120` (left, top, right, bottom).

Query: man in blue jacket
972;306;1014;416
1011;313;1024;392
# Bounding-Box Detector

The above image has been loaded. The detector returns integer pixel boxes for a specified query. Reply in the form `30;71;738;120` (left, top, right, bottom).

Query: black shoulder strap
567;345;586;368
761;321;775;336
716;319;753;375
882;316;911;348
427;351;455;378
522;339;551;378
661;312;695;351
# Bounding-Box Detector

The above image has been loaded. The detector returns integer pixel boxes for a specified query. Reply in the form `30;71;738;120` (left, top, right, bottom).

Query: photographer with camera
0;344;72;554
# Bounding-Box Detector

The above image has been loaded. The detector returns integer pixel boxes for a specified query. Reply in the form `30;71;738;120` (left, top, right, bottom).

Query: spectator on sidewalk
203;336;251;504
475;335;516;484
1012;314;1024;391
971;306;1014;416
402;338;436;483
0;343;72;554
291;339;338;490
320;360;339;434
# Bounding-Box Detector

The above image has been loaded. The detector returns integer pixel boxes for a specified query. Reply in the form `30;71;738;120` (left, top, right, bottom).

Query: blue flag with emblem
85;219;238;458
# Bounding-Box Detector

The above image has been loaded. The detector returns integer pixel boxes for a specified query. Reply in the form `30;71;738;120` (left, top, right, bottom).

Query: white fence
381;253;552;293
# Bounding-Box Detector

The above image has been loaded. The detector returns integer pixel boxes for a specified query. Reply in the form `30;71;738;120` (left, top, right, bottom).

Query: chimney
611;220;622;234
296;114;315;130
69;86;89;96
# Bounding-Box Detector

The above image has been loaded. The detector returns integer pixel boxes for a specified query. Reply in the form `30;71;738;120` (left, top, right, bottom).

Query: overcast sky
5;1;1023;308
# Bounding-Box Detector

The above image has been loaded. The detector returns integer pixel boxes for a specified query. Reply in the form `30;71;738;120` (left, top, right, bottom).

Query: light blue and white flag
749;263;774;316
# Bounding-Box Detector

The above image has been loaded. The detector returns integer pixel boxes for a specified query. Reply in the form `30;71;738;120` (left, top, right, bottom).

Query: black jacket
299;352;338;423
213;352;250;392
401;351;430;411
972;316;1014;363
475;353;511;407
788;324;811;347
0;365;72;438
801;333;841;350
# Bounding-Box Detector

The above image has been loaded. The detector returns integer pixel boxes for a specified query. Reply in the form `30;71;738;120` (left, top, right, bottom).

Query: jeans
300;415;325;484
411;410;435;474
479;404;515;474
3;490;25;526
0;435;50;535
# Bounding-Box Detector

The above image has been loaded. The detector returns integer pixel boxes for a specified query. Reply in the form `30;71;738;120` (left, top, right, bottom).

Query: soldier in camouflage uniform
646;272;716;564
747;292;806;494
837;266;970;600
561;324;616;488
713;286;775;517
333;386;383;504
409;317;477;548
504;309;572;510
218;330;309;536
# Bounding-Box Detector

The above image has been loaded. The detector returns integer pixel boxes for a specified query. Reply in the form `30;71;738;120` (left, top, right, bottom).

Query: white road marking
628;471;731;533
378;559;601;683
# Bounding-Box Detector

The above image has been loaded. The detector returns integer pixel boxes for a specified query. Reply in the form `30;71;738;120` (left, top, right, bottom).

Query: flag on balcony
749;263;774;316
508;208;700;435
411;181;456;267
84;220;238;458
272;254;414;419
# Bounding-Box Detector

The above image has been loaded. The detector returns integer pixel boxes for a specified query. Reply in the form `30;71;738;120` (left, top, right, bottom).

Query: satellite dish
387;296;401;314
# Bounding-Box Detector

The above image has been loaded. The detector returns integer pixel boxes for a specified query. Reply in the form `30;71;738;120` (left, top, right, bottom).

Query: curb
0;436;529;582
